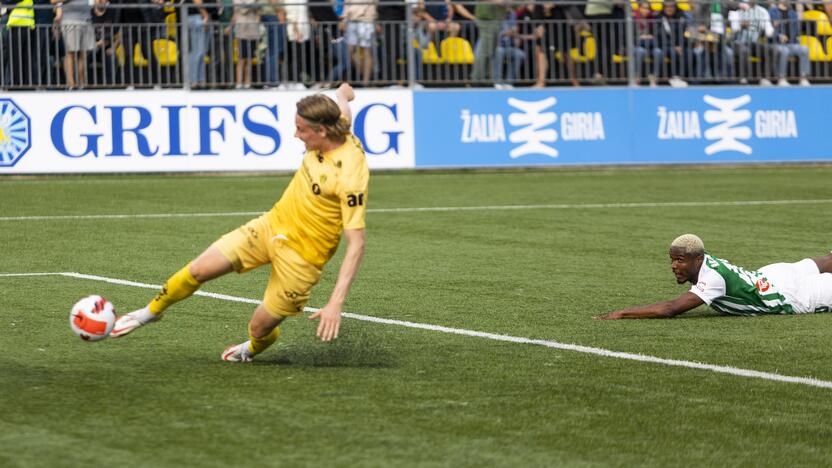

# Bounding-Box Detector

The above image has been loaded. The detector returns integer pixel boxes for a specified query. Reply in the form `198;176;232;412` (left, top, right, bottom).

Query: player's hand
308;303;342;341
336;83;355;102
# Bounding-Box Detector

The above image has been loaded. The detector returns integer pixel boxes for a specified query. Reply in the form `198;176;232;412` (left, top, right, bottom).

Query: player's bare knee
188;260;213;283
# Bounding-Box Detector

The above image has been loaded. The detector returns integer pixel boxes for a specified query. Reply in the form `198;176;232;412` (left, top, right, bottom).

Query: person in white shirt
728;0;775;85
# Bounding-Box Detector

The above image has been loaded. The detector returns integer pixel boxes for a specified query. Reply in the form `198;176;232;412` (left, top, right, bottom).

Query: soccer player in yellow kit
110;83;369;362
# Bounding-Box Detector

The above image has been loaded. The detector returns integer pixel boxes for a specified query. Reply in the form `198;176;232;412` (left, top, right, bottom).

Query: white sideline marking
3;271;832;390
2;198;832;221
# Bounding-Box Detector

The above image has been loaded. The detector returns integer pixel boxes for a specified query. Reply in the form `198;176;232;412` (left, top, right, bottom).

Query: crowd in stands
0;0;831;89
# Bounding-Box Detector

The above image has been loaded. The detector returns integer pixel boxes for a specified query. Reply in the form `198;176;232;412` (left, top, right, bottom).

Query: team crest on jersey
0;98;32;168
755;278;770;293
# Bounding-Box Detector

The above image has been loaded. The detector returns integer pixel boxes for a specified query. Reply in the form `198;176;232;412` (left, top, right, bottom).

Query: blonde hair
296;94;350;140
670;234;705;256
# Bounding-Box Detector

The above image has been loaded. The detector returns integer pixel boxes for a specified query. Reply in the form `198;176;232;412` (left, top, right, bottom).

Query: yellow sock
148;263;202;315
247;325;280;356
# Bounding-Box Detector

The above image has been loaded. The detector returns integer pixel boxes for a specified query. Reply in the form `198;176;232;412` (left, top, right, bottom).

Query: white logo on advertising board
507;97;558;158
459;96;605;159
703;95;752;155
655;94;799;156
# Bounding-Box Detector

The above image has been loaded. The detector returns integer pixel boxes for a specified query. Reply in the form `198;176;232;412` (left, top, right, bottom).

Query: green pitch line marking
3;271;832;390
1;198;832;221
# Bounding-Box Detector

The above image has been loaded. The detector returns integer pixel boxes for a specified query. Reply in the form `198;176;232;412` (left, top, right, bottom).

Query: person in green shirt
470;0;508;84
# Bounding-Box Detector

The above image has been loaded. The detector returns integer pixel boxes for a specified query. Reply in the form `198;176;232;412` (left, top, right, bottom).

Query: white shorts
346;22;375;49
759;259;832;313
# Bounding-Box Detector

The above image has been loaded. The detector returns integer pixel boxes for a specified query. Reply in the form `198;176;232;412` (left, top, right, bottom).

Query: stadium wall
1;87;830;174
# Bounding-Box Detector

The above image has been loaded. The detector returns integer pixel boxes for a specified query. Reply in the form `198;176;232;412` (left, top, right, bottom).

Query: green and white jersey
690;253;795;316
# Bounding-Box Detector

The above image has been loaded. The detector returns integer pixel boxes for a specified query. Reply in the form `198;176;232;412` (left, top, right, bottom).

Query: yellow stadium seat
115;44;125;66
804;10;832;35
153;39;178;66
165;13;177;39
797;35;827;61
440;37;475;64
556;31;596;63
412;39;443;64
231;39;260;65
134;44;148;67
650;1;662;12
678;2;690;11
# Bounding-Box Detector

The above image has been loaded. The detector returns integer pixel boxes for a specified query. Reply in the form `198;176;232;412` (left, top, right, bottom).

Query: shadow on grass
256;330;396;369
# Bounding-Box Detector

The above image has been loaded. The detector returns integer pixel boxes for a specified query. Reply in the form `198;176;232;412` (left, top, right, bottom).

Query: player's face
669;248;701;284
295;115;327;151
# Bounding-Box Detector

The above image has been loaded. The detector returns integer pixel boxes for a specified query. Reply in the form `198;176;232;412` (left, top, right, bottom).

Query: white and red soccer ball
69;295;116;341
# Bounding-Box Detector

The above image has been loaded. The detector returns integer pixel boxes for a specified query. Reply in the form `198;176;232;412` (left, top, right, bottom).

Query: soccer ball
69;295;116;341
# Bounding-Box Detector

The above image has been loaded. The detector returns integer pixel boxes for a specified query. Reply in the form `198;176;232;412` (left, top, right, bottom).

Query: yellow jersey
267;133;369;268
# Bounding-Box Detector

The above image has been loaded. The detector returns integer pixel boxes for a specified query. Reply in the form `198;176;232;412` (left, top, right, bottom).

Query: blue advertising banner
414;89;629;167
413;87;832;167
632;87;830;163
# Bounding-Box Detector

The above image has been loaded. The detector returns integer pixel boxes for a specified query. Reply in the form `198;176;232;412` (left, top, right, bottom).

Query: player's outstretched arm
335;83;355;126
594;292;704;319
308;228;365;341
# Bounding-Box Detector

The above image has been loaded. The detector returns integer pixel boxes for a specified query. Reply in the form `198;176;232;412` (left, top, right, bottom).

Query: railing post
406;1;416;88
625;0;636;87
181;4;191;89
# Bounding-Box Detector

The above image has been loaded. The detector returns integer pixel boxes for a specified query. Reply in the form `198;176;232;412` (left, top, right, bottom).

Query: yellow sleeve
339;153;369;231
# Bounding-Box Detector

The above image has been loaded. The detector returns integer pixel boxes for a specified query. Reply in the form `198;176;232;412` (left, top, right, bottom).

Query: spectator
4;0;36;87
185;0;211;88
33;0;56;87
583;0;618;83
516;2;543;87
376;0;406;84
285;0;311;88
451;0;477;42
225;0;260;88
728;0;774;85
310;0;345;87
55;0;98;89
769;0;810;86
526;1;583;87
208;0;234;86
493;7;523;88
690;0;734;81
344;0;376;86
471;0;508;84
261;0;285;88
119;0;165;88
418;0;460;41
90;0;119;86
632;1;662;86
656;2;689;87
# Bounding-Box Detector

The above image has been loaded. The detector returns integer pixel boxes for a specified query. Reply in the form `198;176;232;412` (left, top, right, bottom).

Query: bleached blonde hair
670;234;705;256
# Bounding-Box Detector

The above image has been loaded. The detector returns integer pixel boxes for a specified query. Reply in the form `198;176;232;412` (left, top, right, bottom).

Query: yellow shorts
212;214;322;319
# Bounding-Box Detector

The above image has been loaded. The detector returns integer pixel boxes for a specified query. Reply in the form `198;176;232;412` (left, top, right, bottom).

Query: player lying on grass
595;234;832;319
110;83;369;362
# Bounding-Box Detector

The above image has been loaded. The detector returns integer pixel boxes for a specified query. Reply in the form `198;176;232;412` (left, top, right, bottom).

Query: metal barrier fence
1;1;831;90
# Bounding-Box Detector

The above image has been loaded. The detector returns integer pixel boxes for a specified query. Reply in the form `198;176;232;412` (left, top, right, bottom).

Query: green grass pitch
2;165;832;467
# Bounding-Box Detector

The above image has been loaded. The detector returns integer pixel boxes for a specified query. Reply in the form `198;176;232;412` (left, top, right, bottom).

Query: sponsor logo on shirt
755;278;770;293
695;281;706;292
